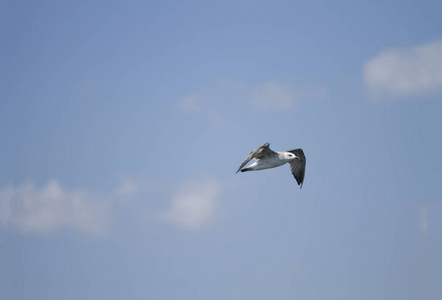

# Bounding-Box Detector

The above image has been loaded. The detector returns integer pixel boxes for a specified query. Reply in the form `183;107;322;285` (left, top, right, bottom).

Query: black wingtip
293;174;304;188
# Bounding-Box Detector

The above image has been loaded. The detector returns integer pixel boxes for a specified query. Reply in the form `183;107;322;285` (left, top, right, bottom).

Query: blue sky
2;0;442;299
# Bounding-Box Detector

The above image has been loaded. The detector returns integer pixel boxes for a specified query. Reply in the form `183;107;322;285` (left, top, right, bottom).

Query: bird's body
236;143;306;188
244;152;292;171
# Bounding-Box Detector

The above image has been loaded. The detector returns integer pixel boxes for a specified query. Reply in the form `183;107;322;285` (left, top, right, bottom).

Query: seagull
236;143;306;188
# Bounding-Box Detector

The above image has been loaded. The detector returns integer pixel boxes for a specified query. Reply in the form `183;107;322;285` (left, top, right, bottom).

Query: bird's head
283;152;297;161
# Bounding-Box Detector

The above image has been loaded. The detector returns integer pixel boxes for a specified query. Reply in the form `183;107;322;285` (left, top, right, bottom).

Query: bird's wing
236;143;277;173
287;148;306;188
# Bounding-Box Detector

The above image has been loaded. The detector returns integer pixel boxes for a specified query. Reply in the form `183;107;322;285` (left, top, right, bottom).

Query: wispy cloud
363;40;442;98
176;80;243;127
161;179;221;230
178;93;226;127
247;81;297;111
0;180;111;234
177;80;327;123
116;179;139;198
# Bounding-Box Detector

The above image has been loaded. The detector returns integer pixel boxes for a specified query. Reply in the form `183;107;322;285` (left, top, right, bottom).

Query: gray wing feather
235;143;276;173
287;148;306;188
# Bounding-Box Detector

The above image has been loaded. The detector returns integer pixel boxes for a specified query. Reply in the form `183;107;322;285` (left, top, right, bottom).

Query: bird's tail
240;167;252;172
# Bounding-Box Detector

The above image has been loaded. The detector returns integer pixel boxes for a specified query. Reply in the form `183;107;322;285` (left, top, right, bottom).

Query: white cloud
0;176;228;234
364;40;442;97
161;179;221;230
0;180;111;234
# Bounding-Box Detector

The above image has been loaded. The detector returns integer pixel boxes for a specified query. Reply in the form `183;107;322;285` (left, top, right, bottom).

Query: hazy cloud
114;176;166;202
116;179;139;198
364;40;442;97
176;80;244;127
178;94;204;113
161;179;221;229
247;81;297;111
0;180;111;234
177;80;327;120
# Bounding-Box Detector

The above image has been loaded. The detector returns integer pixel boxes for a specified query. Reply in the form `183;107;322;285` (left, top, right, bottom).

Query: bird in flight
236;143;306;188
